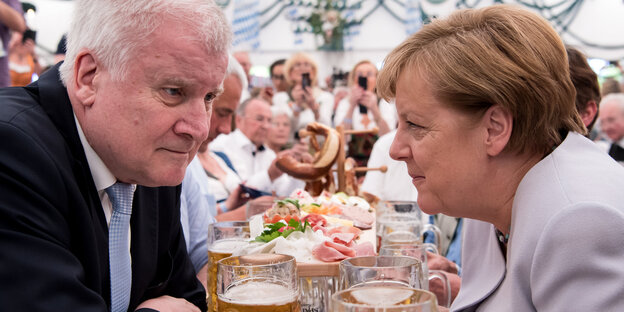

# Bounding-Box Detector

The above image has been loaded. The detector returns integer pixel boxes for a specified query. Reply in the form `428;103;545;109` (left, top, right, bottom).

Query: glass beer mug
217;254;300;312
332;286;439;312
207;221;250;312
376;201;441;251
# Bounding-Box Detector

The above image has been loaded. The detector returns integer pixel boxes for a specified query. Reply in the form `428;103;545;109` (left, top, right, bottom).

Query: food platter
296;225;376;277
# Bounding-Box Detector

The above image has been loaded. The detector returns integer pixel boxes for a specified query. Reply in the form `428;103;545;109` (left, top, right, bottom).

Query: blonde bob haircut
348;60;378;88
377;4;585;156
284;52;319;87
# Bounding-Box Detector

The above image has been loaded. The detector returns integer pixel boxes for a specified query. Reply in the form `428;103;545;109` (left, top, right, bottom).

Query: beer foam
350;287;414;305
209;239;250;254
221;282;297;305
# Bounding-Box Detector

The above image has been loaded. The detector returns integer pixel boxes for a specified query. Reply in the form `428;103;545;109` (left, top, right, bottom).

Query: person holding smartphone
272;52;334;129
333;60;396;136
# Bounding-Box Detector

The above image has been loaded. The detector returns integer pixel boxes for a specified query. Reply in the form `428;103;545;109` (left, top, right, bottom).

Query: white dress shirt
74;113;134;251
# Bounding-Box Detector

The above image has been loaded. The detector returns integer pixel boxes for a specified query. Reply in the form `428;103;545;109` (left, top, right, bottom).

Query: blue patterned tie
106;182;134;312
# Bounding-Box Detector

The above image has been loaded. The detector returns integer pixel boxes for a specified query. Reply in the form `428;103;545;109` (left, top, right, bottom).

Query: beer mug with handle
376;201;441;251
217;254;300;312
379;244;452;308
339;256;426;290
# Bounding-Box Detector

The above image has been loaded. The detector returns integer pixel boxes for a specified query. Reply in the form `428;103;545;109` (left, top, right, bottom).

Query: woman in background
333;60;396;136
273;52;334;130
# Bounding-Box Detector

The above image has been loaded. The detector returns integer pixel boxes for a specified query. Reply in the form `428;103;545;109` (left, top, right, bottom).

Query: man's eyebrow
158;77;192;87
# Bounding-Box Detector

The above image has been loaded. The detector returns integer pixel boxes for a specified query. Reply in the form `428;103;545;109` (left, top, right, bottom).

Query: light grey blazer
452;132;624;312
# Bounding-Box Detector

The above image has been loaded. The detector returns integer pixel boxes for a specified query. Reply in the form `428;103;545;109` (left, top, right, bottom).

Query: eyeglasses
271;74;285;80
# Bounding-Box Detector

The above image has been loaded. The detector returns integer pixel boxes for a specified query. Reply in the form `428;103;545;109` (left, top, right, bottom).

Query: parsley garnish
254;218;310;243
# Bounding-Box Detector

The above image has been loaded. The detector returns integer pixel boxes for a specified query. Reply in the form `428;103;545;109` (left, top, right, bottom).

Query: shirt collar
73;113;117;192
232;129;265;153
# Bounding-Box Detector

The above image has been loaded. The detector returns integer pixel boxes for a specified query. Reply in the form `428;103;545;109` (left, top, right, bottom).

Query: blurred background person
334;60;396;136
601;77;622;96
259;58;286;104
567;46;601;135
54;33;67;64
0;0;24;87
598;93;624;164
8;30;41;86
233;50;251;101
333;60;397;170
273;52;334;129
267;105;307;195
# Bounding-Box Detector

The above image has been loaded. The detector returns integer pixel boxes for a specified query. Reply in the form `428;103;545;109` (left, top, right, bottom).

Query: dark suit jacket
0;65;206;311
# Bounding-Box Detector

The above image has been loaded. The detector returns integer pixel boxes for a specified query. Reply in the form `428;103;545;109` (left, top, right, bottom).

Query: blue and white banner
405;0;422;35
232;0;260;50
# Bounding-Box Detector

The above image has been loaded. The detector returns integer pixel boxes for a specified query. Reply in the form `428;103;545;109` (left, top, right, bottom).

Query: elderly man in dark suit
0;0;230;311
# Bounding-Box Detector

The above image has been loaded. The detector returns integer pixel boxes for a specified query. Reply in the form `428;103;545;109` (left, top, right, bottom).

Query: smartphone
239;184;271;199
22;29;37;43
358;76;368;90
357;76;368;114
301;72;311;89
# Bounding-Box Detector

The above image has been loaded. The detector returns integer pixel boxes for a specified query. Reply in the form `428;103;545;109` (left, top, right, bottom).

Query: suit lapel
36;64;112;304
453;219;506;312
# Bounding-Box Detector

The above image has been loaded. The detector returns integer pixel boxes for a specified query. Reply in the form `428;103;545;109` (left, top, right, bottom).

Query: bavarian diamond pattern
105;182;134;312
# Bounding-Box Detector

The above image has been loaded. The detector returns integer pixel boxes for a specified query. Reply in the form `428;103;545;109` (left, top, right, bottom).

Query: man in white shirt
210;97;290;194
599;93;624;163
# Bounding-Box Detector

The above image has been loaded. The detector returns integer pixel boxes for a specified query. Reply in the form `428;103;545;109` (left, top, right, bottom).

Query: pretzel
276;122;341;181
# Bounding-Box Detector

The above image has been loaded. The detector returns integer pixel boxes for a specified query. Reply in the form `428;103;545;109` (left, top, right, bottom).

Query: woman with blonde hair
333;60;396;136
273;52;334;130
379;4;624;311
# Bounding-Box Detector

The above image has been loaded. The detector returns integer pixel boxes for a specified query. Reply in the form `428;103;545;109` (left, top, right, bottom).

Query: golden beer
217;281;300;312
207;239;249;312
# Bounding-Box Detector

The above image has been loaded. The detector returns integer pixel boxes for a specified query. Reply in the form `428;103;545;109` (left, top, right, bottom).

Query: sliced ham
313;224;328;235
340;205;374;229
312;241;356;262
327;226;362;239
330;232;356;245
354;242;376;256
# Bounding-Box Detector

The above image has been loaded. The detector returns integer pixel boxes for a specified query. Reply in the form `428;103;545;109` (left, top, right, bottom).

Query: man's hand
136;296;200;312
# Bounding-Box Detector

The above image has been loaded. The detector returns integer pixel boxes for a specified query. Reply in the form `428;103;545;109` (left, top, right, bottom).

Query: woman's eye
407;121;424;129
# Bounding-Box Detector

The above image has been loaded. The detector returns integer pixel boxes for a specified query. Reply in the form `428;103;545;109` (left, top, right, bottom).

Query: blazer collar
453;219;507;311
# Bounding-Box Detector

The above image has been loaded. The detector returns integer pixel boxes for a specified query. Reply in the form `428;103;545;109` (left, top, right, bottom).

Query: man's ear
72;51;98;107
483;104;513;156
580;100;598;128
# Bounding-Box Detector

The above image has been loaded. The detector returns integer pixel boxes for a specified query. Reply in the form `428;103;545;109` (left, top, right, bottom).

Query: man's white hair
226;55;247;92
59;0;231;85
601;93;624;113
